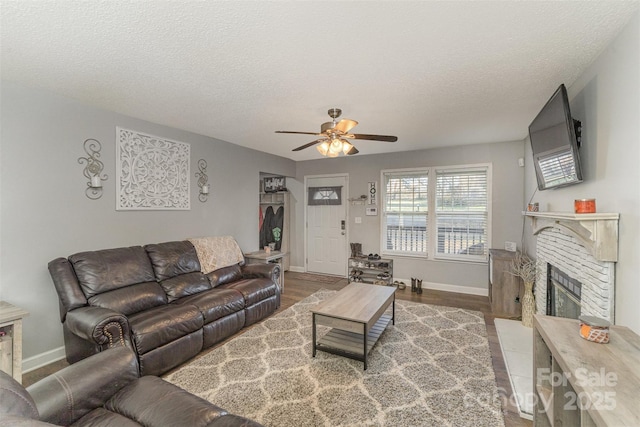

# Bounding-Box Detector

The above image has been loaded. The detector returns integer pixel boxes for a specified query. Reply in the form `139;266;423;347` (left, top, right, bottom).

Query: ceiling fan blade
292;139;325;152
334;119;358;133
346;145;359;155
350;133;398;142
276;130;322;136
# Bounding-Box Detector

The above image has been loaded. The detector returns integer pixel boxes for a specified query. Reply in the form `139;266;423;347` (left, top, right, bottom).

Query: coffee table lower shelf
314;313;392;369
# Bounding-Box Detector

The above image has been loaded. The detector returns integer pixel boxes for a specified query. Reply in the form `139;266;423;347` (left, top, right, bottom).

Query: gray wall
523;12;640;333
293;140;526;292
0;81;295;362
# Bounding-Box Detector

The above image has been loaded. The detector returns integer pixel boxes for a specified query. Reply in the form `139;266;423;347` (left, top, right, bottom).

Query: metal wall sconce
195;159;209;202
78;138;108;200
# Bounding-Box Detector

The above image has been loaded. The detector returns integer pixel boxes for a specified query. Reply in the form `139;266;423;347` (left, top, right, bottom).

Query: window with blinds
435;168;488;260
381;164;490;261
382;171;428;255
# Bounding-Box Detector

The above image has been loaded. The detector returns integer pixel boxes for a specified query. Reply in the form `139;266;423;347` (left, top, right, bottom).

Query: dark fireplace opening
546;264;582;319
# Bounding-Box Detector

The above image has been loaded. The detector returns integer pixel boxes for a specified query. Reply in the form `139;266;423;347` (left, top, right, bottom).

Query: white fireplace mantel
524;212;620;262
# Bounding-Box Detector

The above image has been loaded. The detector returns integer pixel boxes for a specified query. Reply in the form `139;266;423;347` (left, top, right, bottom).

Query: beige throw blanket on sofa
187;236;244;274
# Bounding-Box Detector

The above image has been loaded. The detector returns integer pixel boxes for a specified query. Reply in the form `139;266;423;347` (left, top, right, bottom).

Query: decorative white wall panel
116;127;190;210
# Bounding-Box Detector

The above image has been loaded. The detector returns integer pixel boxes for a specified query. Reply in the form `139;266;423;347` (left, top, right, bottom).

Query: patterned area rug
164;290;505;427
286;272;344;284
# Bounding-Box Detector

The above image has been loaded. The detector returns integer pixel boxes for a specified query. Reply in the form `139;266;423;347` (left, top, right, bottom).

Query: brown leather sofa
0;346;263;427
48;240;280;376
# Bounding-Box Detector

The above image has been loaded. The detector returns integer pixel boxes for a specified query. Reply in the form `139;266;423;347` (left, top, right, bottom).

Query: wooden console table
533;314;640;426
0;301;29;383
244;250;286;292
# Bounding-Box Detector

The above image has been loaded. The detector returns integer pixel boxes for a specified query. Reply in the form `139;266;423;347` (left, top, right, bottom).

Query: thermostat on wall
365;207;378;216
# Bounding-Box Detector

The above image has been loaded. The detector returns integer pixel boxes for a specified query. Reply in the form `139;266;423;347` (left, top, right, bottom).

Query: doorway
305;174;348;276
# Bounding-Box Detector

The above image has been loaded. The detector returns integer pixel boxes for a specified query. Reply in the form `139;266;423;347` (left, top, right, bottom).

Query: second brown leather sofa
0;346;264;427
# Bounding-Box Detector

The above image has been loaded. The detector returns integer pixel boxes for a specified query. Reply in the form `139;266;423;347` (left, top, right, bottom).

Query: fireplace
547;264;582;319
527;212;618;323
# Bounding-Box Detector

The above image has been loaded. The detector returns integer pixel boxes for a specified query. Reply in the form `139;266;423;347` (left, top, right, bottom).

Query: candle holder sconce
78;138;108;200
195;159;209;202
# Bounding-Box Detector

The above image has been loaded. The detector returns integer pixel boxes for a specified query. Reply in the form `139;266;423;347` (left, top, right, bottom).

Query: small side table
244;250;286;293
0;301;29;383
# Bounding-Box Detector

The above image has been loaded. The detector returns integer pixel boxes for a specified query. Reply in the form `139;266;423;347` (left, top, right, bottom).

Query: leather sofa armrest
241;263;280;283
27;347;139;426
65;306;130;348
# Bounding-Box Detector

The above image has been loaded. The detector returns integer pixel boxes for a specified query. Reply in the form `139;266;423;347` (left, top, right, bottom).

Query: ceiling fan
276;108;398;157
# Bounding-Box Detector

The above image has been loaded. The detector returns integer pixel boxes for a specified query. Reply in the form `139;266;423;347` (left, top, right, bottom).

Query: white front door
306;175;348;276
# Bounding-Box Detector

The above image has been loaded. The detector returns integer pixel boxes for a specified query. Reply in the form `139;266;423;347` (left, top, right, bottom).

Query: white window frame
380;163;492;263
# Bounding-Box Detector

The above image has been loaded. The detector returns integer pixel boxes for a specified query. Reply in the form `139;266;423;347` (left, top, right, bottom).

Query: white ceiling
1;1;638;161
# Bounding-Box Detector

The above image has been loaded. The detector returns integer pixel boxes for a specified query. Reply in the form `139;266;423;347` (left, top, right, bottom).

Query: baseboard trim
288;265;305;273
22;346;66;373
395;278;488;297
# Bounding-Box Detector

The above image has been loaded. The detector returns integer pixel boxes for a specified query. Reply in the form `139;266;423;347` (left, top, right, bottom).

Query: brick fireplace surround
526;212;619;323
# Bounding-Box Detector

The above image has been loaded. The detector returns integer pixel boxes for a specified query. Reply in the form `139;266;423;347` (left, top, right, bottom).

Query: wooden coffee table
311;283;396;370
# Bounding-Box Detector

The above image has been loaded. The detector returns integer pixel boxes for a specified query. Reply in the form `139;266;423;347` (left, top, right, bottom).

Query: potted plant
508;252;538;328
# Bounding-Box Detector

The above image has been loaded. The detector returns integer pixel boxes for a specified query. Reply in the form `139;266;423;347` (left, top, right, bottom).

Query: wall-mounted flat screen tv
529;84;583;190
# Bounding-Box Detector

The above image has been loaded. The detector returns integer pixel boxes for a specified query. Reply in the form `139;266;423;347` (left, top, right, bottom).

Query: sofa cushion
207;265;242;288
137;331;202;377
104;376;226;427
175;289;245;323
72;408;140;427
0;371;39;420
160;272;212;303
217;278;278;306
128;304;203;354
144;241;201;281
88;282;167;316
69;247;156;298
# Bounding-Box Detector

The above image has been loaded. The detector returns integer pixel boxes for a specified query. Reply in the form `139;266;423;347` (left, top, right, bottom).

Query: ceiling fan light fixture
280;107;398;157
316;141;330;156
329;138;342;155
342;140;353;154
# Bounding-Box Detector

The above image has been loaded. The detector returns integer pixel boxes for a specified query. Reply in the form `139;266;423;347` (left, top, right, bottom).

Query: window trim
380;163;492;263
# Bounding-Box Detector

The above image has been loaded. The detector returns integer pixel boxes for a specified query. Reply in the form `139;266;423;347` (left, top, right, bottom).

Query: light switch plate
355;217;362;224
505;241;517;252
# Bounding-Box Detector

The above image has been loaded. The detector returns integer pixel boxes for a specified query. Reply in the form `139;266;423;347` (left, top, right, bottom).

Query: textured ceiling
1;2;638;160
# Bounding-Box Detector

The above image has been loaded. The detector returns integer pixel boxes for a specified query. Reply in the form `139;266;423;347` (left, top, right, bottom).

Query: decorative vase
521;281;535;328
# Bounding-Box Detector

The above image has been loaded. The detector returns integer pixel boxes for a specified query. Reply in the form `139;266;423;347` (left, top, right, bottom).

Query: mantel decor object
78;138;108;200
574;198;596;213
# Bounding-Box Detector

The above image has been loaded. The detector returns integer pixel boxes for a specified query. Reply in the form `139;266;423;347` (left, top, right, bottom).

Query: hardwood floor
23;271;532;427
